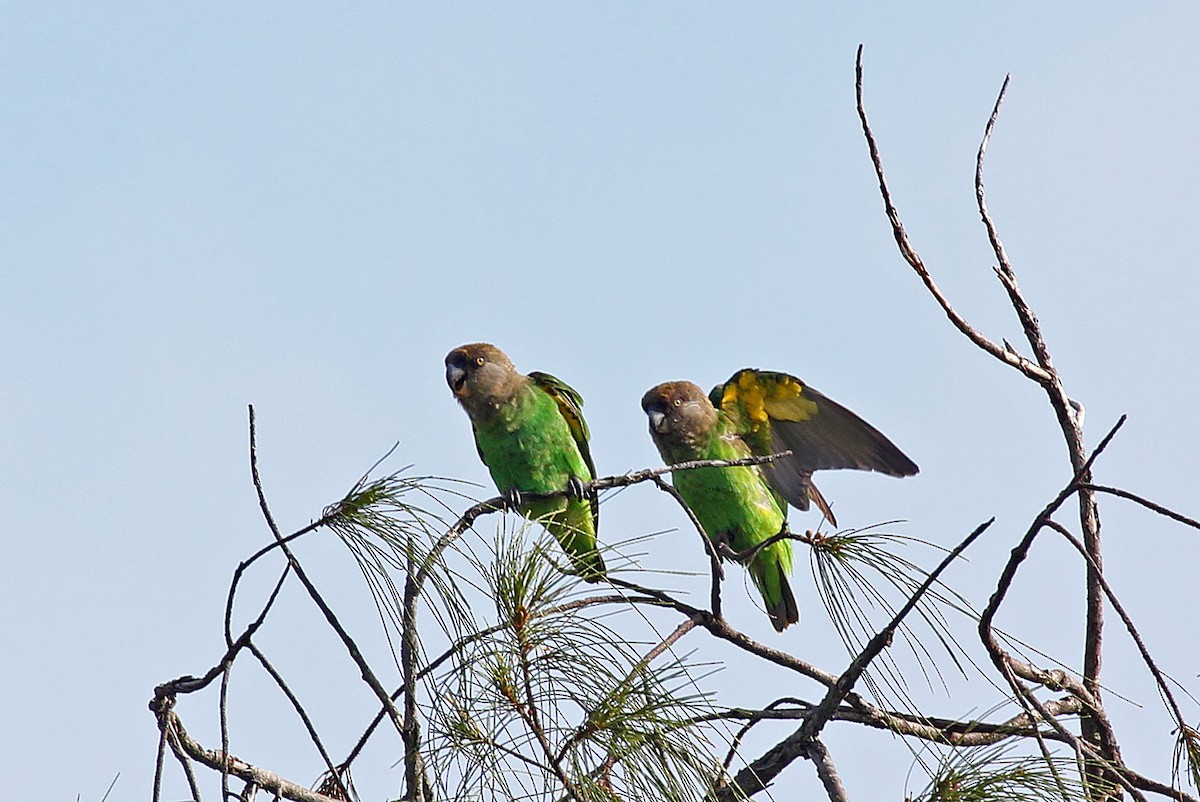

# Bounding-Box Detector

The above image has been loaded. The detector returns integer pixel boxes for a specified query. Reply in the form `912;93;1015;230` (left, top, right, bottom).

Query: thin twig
720;698;813;772
247;406;408;742
514;627;585;801
854;44;1050;383
651;475;724;618
970;68;1114;790
220;661;232;802
248;643;345;796
152;723;168;802
171;739;202;802
858;46;1121;792
977;419;1130;801
1081;484;1200;531
341;593;660;770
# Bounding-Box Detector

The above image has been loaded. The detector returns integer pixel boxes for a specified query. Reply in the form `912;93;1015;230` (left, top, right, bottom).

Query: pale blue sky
4;3;1198;800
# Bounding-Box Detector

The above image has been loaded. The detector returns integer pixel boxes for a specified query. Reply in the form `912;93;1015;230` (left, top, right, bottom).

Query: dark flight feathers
713;369;918;524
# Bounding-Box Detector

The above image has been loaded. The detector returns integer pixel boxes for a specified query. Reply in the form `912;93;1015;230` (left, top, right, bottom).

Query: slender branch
858;46;1120;792
514;628;584;801
854;44;1050;383
152;721;168;802
976;74;1041;357
831;697;1083;746
977;420;1129;800
171;740;202;802
1081;484;1200;531
400;548;428;802
219;660;232;802
970;67;1114;790
639;615;700;669
651;475;724;618
247;406;408;744
603;574;849;692
977;418;1125;701
720;698;813;772
807;519;992;737
248;643;344;796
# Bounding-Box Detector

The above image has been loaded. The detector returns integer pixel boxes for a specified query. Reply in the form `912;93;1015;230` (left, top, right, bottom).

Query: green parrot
641;369;918;631
445;343;605;580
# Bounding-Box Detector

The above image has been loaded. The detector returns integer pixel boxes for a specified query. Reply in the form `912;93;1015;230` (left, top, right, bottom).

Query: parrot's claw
717;542;740;561
502;488;525;510
565;476;587;501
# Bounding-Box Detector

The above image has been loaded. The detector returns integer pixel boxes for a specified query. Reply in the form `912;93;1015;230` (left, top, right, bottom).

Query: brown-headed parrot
446;343;605;580
641;369;917;631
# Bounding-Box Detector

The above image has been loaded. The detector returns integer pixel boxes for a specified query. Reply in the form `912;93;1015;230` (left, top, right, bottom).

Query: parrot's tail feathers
808;480;838;529
752;559;799;632
542;510;607;581
768;567;800;632
571;549;608;582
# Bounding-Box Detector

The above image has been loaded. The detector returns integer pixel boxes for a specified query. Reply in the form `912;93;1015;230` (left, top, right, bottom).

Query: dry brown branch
651;474;726;617
972;418;1129;801
152;402;1195;801
1081;484;1200;531
248;406;408;746
805;738;849;802
160;709;343;802
854;46;1050;384
1045;519;1191;738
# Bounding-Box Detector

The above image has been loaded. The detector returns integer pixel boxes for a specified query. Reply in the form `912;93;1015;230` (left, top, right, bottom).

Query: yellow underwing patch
725;370;819;430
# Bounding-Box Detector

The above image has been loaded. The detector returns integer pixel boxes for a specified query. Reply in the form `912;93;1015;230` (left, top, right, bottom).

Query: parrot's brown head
445;343;523;419
641;381;718;456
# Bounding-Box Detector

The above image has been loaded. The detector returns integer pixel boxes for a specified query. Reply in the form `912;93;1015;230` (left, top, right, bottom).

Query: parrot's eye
673;398;682;407
475;356;485;367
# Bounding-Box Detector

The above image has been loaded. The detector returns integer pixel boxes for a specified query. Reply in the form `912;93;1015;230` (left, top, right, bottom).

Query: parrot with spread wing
445;343;605;580
641;369;917;631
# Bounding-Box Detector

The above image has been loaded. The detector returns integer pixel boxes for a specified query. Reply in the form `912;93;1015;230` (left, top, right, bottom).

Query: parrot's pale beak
647;409;667;433
446;364;467;394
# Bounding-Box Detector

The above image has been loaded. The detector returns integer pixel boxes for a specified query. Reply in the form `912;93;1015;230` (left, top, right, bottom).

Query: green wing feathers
522;372;604;580
528;372;596;478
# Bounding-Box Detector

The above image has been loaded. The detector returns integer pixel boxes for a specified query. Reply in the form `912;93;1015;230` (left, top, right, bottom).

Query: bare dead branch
248;643;345;796
651;474;725;618
1081;484;1200;531
808;519;991;733
220;658;232;801
152;723;168;802
857;45;1124;792
247;406;408;745
854;44;1051;383
720;698;814;772
161;710;343;802
969;68;1114;790
975;73;1048;372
